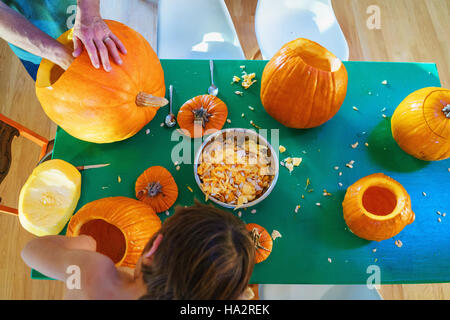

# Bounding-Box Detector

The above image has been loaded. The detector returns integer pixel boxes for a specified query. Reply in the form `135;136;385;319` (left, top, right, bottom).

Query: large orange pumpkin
245;223;273;263
177;95;228;138
66;197;161;267
391;87;450;161
260;38;348;128
342;173;414;242
36;20;167;144
135;166;178;213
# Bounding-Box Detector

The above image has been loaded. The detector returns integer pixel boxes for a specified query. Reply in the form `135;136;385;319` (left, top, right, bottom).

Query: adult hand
72;0;127;72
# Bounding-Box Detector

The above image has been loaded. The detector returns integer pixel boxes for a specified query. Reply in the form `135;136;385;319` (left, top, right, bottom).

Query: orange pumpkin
177;95;228;138
342;173;414;242
391;87;450;161
246;223;273;263
135;166;178;213
260;38;348;128
66;197;161;267
36;20;168;144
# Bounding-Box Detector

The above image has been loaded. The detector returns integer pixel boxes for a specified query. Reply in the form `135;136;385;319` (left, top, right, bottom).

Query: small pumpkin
246;223;273;263
66;197;161;267
391;87;450;161
177;95;228;138
18;159;81;236
135;166;178;213
260;38;348;128
342;173;414;242
36;20;168;144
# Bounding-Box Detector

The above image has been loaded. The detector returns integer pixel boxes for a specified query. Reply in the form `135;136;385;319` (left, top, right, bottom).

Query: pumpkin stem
443;104;450;118
138;181;163;198
192;107;212;128
136;92;168;108
251;228;270;252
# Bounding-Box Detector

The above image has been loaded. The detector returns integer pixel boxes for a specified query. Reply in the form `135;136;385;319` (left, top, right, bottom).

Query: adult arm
0;1;73;69
73;0;127;72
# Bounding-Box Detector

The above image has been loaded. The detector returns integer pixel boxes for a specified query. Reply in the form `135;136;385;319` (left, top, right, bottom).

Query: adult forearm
77;0;100;18
0;2;72;68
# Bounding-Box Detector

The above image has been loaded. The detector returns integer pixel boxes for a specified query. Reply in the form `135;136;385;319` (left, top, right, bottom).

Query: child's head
137;201;255;300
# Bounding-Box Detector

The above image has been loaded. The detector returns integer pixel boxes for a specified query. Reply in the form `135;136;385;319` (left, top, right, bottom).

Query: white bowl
193;128;279;209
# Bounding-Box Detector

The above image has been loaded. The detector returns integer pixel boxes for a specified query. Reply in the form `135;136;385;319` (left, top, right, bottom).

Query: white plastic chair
259;284;383;300
255;0;349;60
100;0;159;50
157;0;245;59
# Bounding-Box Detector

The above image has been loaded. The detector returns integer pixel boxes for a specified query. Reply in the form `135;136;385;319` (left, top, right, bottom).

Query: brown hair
139;201;255;300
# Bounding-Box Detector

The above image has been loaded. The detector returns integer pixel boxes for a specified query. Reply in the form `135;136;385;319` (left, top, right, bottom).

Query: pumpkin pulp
362;186;397;217
79;219;127;264
286;39;342;72
358;178;403;221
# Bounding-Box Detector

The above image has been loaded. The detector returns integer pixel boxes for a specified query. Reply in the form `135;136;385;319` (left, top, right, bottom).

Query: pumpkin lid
423;89;450;140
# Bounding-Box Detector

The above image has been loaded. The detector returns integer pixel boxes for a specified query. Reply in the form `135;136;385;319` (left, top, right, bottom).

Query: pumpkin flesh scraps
79;219;126;264
135;166;178;213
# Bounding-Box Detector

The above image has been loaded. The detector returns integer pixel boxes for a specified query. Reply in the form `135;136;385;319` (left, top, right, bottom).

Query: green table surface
32;60;450;284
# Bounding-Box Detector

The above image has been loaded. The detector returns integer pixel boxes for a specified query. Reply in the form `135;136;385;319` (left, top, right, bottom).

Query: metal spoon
165;85;176;127
208;60;218;96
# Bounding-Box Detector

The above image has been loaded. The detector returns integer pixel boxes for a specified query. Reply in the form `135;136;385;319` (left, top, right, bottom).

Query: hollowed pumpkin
246;223;273;263
260;38;348;129
342;173;414;242
36;20;168;144
391;87;450;161
177;95;228;138
135;166;178;213
66;197;161;267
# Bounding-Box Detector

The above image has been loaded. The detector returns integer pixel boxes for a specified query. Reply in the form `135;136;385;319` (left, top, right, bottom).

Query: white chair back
255;0;349;60
157;0;245;59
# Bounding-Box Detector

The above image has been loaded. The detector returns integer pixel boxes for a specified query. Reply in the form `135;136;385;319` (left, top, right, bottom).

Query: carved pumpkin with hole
36;20;167;144
260;38;348;128
135;166;178;213
245;223;273;263
391;87;450;161
66;197;161;267
177;95;228;138
342;173;414;242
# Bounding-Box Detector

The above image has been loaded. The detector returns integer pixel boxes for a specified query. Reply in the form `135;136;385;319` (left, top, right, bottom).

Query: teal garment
4;0;77;64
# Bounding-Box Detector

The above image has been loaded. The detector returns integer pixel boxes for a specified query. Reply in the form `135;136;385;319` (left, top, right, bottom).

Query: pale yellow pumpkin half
18;159;81;236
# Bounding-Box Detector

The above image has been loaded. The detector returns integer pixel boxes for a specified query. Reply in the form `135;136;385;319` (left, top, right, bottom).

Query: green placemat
32;60;450;284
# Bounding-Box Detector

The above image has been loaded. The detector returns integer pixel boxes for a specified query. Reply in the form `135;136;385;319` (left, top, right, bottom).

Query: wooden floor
0;0;449;299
